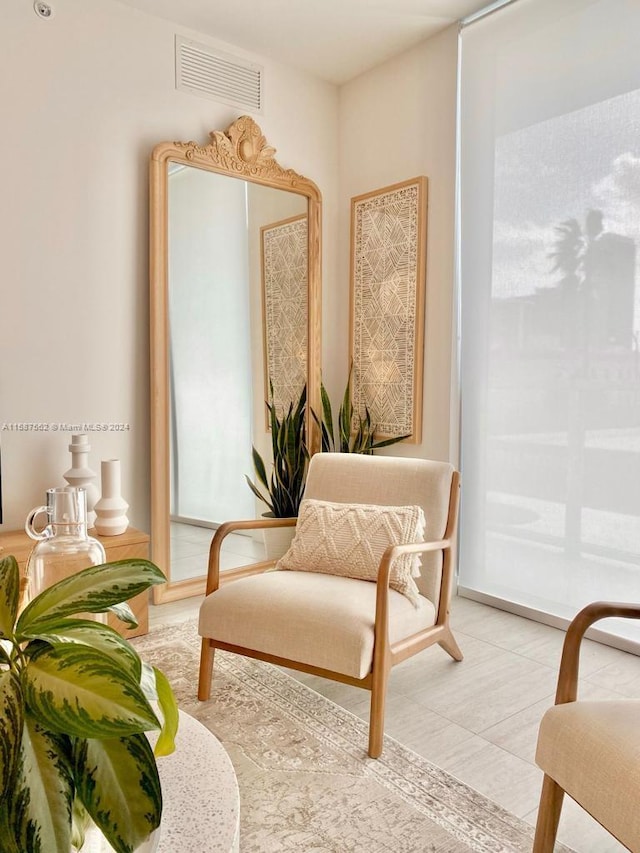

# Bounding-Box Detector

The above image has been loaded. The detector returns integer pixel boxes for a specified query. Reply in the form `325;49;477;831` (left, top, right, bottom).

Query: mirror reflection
150;116;321;603
168;165;308;584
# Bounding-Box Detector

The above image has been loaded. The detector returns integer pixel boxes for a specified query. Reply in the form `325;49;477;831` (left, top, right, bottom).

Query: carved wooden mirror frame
149;116;322;604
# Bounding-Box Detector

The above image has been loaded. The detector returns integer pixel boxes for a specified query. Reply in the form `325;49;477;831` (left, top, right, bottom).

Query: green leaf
74;733;161;853
251;446;270;491
20;619;142;683
138;664;178;757
0;805;21;853
22;645;160;739
338;392;352;450
107;602;138;629
17;560;165;633
3;717;74;853
293;382;307;420
251;381;307;517
70;796;90;851
0;555;20;639
245;475;274;515
320;382;335;450
371;433;411;449
150;667;178;757
0;670;23;802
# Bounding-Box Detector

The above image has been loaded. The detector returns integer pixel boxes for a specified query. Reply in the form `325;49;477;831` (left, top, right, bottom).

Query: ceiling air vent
175;36;263;114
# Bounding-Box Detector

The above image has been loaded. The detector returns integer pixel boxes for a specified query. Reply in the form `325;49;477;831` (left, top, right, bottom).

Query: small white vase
262;514;296;560
63;434;99;525
94;459;129;536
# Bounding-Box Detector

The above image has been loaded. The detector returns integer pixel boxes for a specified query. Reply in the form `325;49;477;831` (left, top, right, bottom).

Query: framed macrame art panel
350;176;428;443
261;214;308;423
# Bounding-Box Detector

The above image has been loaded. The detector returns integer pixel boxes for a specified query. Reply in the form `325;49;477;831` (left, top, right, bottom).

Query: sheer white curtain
458;0;640;642
169;168;254;524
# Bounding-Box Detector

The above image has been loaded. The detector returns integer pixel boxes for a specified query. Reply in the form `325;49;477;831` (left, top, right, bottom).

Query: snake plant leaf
371;432;411;449
73;733;162;853
16;559;165;633
339;367;353;444
245;475;274;515
22;645;160;739
320;383;335;451
20;619;142;683
4;717;74;853
0;555;20;639
251;446;270;491
0;670;23;802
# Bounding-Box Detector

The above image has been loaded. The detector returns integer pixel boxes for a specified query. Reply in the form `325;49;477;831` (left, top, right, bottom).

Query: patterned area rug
133;620;553;853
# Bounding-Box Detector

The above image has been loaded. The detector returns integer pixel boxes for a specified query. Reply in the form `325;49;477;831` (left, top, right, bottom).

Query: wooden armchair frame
533;601;640;852
198;471;462;758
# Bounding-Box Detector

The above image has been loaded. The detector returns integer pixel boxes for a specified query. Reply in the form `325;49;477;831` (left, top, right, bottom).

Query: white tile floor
151;532;639;853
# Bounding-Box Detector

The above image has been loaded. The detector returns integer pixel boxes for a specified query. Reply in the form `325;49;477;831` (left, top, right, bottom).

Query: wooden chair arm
373;538;452;652
382;538;451;562
206;517;297;595
555;601;640;704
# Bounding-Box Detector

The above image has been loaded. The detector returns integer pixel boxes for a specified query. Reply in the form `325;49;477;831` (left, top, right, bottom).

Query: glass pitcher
25;486;106;603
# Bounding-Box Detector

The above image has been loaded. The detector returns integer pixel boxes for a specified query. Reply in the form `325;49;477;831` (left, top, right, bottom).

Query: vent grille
175;36;263;113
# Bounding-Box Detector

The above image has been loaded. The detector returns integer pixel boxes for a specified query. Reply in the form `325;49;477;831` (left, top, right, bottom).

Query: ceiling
114;0;490;85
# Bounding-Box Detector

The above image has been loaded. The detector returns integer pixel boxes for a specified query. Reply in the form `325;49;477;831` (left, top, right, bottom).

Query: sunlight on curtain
169;169;254;524
459;0;640;641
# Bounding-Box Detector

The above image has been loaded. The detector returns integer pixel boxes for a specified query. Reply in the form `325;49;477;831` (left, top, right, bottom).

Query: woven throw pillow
276;499;426;607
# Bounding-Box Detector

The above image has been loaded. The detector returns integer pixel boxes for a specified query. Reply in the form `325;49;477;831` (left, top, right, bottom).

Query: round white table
156;710;240;852
82;710;239;852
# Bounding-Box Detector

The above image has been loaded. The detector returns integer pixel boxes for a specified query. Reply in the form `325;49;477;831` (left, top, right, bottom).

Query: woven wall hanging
350;176;428;442
261;214;308;420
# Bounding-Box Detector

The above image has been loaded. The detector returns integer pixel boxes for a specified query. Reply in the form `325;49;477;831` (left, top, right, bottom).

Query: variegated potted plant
0;554;178;853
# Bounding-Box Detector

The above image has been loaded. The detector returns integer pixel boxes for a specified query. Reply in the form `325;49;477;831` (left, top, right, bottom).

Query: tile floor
152;527;638;852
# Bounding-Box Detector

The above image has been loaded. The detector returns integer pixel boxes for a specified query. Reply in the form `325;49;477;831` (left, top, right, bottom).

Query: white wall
0;0;458;537
0;0;338;531
336;26;459;462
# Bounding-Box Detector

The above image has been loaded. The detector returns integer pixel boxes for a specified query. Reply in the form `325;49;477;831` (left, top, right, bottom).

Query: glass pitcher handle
25;506;50;540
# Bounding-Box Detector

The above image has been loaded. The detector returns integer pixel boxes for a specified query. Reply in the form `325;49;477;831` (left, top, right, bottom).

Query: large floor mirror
150;116;322;603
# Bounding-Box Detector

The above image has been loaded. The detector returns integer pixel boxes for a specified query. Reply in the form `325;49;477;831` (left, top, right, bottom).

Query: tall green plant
0;555;178;853
313;371;410;454
246;383;309;517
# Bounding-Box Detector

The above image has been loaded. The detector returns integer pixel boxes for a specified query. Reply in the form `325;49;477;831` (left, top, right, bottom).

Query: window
458;0;640;644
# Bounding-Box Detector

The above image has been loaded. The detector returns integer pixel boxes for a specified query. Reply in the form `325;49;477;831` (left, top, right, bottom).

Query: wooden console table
0;526;150;639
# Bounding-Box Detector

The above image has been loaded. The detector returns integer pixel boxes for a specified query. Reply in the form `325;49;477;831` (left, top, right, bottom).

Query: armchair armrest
206;517;297;595
555;601;640;704
376;538;451;584
373;538;452;640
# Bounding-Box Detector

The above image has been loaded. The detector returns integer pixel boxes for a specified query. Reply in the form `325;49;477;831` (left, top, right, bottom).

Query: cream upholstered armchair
198;452;462;758
533;602;640;852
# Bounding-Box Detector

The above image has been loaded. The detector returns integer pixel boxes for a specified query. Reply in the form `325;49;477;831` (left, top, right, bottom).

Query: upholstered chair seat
199;571;437;680
536;700;640;850
533;602;640;851
198;453;462;758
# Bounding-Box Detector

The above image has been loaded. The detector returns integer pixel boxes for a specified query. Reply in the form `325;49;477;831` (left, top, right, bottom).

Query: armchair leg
198;638;215;700
533;774;565;853
368;659;390;759
438;627;464;662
